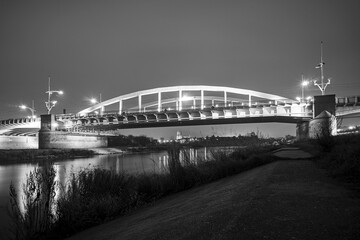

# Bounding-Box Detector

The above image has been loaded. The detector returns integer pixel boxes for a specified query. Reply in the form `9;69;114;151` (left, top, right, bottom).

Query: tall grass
315;134;360;181
9;162;57;240
9;144;278;239
55;168;138;237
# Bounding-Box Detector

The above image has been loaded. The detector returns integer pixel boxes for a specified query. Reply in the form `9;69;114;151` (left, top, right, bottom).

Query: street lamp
90;98;98;104
19;102;36;118
301;76;309;103
90;93;102;105
45;77;63;114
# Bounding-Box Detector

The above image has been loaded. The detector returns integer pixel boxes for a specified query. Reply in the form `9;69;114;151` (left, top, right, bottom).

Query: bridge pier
39;114;108;149
296;94;337;140
309;111;337;138
296;121;309;141
309;95;337;138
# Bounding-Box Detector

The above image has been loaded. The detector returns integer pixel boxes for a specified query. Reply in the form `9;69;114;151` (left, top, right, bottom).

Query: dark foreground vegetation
294;132;360;187
313;134;360;184
0;149;94;163
8;145;278;240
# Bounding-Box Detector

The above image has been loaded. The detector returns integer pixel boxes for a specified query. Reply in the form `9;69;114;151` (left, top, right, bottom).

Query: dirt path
68;158;360;240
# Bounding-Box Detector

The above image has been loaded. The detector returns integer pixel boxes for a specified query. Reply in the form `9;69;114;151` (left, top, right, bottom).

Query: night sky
1;0;359;138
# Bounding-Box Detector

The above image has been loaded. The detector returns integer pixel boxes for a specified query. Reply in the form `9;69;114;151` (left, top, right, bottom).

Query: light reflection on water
0;146;238;237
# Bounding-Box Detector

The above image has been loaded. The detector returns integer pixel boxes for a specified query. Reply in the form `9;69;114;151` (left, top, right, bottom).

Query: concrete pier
39;115;108;149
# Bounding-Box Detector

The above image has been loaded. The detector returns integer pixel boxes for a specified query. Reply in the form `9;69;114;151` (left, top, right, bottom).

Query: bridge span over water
78;85;297;115
58;85;312;132
0;85;360;140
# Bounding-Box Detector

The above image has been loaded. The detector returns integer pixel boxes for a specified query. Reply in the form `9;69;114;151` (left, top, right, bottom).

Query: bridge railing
0;117;40;128
336;96;360;107
54;104;313;132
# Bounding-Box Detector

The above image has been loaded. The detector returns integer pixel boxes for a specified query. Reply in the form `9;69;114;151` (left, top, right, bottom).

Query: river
0;146;237;238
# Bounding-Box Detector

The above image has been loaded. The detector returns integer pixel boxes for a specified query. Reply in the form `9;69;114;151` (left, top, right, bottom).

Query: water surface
0;146;237;238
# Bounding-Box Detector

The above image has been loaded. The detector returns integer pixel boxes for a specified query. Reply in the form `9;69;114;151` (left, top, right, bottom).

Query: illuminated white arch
78;85;294;115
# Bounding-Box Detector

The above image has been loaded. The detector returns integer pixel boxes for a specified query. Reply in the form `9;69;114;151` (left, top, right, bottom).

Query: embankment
68;159;360;240
0;149;95;163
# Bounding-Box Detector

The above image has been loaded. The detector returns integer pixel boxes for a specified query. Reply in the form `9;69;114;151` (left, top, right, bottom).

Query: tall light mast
314;41;331;95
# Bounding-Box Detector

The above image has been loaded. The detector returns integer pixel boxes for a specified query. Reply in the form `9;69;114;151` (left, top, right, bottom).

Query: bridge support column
296;121;309;141
313;94;336;118
308;94;337;138
39;114;108;149
309;111;337;138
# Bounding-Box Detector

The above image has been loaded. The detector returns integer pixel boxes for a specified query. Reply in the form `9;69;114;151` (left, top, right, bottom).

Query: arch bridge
78;85;297;115
2;86;360;136
58;85;311;132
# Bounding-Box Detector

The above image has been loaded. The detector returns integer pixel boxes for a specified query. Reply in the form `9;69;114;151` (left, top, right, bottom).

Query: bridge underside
73;116;310;132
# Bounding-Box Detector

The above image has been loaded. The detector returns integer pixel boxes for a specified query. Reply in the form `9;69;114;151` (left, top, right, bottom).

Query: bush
55;168;138;236
315;134;360;182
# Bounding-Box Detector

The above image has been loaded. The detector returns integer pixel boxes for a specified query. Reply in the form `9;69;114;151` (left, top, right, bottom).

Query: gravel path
68;154;360;240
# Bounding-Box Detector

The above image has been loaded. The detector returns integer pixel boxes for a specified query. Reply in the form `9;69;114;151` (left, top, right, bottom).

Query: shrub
55;168;138;236
315;134;360;182
9;162;57;240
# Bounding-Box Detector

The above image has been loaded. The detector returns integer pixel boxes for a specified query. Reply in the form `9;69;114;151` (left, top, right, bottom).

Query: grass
8;162;57;240
8;144;278;239
313;134;360;182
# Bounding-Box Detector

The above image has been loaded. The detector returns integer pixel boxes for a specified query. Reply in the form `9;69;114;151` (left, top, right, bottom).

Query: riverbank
0;149;95;163
0;144;243;163
7;145;280;239
68;158;360;240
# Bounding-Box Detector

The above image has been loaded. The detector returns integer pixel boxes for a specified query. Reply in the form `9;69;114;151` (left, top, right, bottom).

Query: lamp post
90;98;98;104
314;41;331;95
90;94;101;104
301;76;309;103
19;100;36;118
89;93;103;115
45;77;63;114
